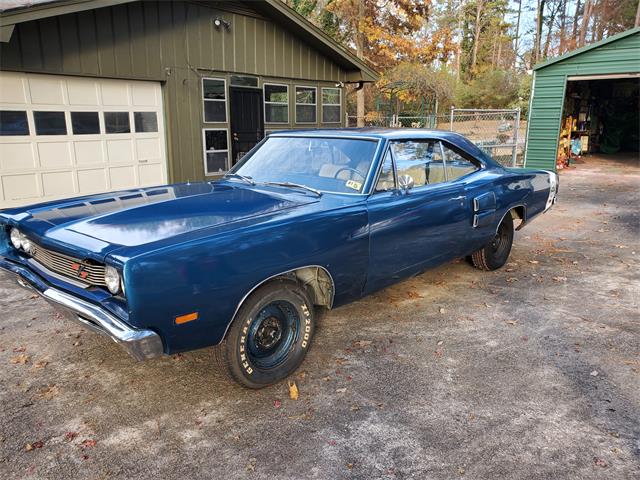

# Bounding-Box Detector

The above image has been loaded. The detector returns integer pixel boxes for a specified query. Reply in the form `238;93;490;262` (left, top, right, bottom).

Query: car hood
2;182;317;259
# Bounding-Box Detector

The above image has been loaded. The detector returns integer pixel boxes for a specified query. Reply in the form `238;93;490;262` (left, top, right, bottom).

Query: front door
230;87;264;166
365;141;471;293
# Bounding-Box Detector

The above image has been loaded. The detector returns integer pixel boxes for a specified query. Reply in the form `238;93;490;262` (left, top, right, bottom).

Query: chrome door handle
450;195;466;201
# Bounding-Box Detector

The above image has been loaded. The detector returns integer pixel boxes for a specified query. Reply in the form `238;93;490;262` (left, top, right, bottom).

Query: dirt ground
1;153;638;480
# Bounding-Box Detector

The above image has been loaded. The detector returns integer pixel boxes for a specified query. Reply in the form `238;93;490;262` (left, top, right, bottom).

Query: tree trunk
559;0;568;53
636;0;640;27
514;0;522;68
470;0;483;76
579;0;592;47
455;0;464;82
572;0;582;40
355;0;365;127
534;0;546;64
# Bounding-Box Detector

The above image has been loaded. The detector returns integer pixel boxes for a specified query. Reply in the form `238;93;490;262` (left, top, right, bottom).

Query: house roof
533;27;640;71
0;0;379;81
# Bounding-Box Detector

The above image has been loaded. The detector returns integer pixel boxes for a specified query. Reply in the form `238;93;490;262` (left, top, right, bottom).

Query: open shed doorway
557;75;639;170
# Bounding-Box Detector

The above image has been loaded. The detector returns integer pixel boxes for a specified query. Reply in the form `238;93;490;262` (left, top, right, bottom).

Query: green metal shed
524;27;640;170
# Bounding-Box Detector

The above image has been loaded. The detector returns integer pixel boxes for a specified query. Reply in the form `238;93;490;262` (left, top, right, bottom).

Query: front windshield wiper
262;181;322;197
223;173;255;185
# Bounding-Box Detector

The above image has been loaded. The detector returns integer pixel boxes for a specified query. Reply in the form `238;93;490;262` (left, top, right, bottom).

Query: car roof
268;128;468;142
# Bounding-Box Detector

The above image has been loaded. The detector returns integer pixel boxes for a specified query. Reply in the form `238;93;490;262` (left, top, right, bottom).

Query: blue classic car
0;129;557;387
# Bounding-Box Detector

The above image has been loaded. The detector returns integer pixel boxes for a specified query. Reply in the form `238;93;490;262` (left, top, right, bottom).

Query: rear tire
214;279;315;389
471;213;514;271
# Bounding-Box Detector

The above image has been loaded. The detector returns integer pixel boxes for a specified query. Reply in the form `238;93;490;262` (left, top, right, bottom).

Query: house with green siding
0;0;377;208
525;27;639;171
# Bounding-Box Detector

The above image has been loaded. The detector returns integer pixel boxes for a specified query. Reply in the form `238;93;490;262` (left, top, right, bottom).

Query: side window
441;143;478;180
391;140;445;187
375;149;396;192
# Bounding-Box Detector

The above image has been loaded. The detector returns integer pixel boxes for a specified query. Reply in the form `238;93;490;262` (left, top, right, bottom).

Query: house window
0;110;29;136
203;128;229;174
295;86;316;123
231;75;259;88
203;78;227;123
322;87;341;123
264;84;289;123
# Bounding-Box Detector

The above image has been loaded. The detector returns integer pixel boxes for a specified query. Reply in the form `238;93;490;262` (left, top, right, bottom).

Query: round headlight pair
104;265;122;295
10;228;35;255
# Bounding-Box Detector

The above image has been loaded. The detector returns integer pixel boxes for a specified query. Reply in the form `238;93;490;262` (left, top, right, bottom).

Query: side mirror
398;174;415;191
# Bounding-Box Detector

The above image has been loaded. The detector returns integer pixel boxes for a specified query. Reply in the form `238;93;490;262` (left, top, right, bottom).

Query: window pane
266;104;288;123
204;101;226;122
34;111;67;135
392;140;445;187
71;112;100;134
230;75;258;87
323;105;341;123
322;88;340;105
375;149;395;192
104;112;130;134
206;151;228;173
442;144;478;180
264;84;288;103
203;79;225;100
204;130;228;151
0;110;29;136
296;105;316;123
134;112;158;132
296;87;315;104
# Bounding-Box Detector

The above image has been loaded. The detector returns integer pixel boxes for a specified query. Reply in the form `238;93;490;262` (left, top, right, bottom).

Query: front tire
471;213;514;271
214;279;315;388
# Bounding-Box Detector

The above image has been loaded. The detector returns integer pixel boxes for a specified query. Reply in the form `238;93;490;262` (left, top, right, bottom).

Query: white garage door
0;72;167;208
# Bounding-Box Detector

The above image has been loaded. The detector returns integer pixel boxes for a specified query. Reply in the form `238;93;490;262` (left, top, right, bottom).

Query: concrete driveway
1;155;638;479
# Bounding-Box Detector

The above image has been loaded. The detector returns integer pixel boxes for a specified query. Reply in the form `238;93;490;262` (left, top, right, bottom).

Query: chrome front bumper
0;257;164;361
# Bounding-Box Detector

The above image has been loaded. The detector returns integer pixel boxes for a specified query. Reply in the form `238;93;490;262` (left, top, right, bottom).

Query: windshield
228;136;379;194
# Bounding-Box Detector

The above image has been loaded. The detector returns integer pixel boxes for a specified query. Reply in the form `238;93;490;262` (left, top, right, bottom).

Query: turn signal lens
104;265;121;295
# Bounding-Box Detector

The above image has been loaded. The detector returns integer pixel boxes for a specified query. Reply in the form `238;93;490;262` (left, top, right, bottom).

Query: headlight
104;265;121;295
21;236;35;255
10;228;24;250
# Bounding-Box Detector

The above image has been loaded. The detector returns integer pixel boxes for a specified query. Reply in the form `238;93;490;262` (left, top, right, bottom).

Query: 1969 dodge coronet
0;129;557;387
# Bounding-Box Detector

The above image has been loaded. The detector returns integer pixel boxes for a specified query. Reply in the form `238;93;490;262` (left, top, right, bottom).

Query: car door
365;139;471;293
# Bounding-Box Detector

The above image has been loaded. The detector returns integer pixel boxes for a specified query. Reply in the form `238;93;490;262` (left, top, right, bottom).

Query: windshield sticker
345;180;362;191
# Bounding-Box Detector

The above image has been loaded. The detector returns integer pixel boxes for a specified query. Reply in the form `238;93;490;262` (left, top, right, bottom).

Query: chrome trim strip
219;264;336;344
0;259;163;361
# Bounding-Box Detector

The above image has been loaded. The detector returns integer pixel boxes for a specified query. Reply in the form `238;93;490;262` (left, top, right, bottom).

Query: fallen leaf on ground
10;354;30;364
505;320;518;326
25;441;44;451
80;439;97;449
593;457;608;467
288;381;299;401
33;360;48;369
273;399;281;408
439;307;446;314
65;432;77;441
35;385;59;400
336;387;347;393
590;370;599;377
528;260;539;264
506;277;518;283
552;276;567;282
353;340;372;347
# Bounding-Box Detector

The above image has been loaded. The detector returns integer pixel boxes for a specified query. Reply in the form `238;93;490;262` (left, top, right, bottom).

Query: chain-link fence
346;108;525;167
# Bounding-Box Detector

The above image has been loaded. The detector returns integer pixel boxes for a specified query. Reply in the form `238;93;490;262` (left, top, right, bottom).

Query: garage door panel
28;76;65;105
139;163;164;186
77;169;107;193
101;81;130;106
66;79;99;105
132;83;159;106
2;173;40;201
74;141;105;165
0;143;36;171
1;72;167;208
136;138;161;161
0;73;28;104
41;171;75;197
110;166;137;189
37;142;73;168
106;139;134;163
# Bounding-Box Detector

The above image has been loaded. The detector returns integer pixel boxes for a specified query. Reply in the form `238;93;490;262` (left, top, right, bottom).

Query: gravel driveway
1;154;638;480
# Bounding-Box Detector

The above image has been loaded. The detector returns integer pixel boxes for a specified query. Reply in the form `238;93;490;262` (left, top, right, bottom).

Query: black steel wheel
214;279;315;388
471;213;514;271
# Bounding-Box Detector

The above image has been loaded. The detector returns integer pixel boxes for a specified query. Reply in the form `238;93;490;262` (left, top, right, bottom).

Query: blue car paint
0;129;555;355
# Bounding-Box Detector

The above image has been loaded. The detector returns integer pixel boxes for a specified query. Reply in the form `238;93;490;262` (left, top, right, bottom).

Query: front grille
30;241;106;287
